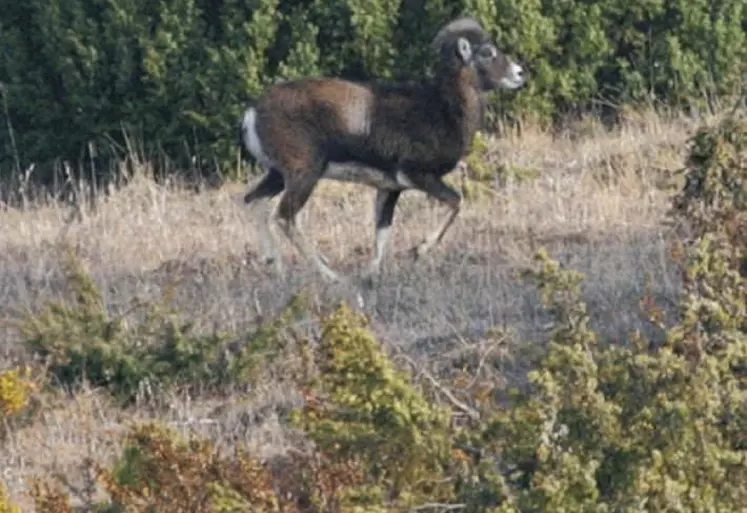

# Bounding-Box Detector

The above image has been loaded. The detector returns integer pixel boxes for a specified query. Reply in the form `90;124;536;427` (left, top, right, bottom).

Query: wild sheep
238;16;525;285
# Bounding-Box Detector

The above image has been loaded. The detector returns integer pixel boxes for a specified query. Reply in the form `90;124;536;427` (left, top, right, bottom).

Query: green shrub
289;112;747;512
470;113;747;512
17;247;297;403
0;365;36;418
24;421;287;513
100;422;283;513
292;303;454;509
1;0;744;191
671;112;747;252
457;132;539;202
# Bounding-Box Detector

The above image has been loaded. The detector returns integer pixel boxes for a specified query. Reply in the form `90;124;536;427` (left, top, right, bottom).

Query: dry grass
0;108;704;510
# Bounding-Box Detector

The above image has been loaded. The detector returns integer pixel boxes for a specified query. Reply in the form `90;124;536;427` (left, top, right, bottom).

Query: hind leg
275;173;343;283
244;167;285;273
404;171;462;260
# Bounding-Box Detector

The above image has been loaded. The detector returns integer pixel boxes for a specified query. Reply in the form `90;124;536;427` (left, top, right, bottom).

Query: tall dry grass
0;108;706;510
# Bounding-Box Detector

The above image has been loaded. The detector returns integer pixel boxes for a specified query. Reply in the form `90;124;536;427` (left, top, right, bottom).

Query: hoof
320;269;345;285
360;273;379;290
262;256;285;278
410;242;430;261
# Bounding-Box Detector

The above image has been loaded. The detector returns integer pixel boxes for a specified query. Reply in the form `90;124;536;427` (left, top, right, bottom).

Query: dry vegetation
0;108;714;510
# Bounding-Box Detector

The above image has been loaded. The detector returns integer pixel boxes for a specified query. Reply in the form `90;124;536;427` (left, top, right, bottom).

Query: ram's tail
237;100;257;166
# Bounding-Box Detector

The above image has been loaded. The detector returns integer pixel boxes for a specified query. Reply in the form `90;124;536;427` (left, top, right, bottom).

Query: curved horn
430;16;488;55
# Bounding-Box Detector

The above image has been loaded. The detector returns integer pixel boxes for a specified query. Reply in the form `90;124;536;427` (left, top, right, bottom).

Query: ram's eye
478;46;497;59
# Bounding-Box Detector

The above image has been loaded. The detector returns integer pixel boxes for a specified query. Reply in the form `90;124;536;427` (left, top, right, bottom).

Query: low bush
93;422;285;513
16;248;302;404
457;132;539;202
0;365;36;418
292;303;455;510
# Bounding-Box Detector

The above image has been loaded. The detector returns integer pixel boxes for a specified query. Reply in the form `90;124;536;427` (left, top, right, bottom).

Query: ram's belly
323;162;414;190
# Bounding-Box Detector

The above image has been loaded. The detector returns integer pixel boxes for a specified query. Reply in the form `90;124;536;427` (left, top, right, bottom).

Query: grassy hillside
1;106;744;512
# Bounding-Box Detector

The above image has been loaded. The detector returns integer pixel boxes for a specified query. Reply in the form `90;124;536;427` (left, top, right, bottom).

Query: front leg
363;188;401;288
405;172;462;260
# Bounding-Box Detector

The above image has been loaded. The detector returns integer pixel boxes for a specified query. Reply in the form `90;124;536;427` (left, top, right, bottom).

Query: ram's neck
434;66;483;148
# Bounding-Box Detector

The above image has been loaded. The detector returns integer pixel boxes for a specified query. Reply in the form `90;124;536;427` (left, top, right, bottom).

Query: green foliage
26;422;287;513
0;365;36;418
473;112;747;512
17;248;290;403
292;303;454;508
672;113;747;241
459;132;539;201
289;113;747;512
0;0;284;183
667;112;746;374
458;131;494;202
478;253;746;512
1;0;745;189
99;422;282;513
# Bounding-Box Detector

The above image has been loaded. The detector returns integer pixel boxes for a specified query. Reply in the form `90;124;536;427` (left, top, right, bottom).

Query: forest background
1;0;745;192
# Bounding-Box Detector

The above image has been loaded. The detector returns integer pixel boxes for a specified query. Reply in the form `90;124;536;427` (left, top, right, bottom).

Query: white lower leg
368;224;391;277
415;204;460;258
249;198;283;273
367;189;397;279
277;217;342;282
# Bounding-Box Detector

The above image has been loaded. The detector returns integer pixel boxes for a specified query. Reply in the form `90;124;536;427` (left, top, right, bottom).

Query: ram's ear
456;37;472;63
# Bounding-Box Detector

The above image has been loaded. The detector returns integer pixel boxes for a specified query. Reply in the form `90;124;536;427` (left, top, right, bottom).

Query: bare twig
465;333;509;390
397;353;480;422
0;82;22;178
410;503;465;513
727;86;745;118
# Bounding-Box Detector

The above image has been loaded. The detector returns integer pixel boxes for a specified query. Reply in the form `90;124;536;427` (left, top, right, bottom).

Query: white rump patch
341;87;373;137
241;107;271;166
501;60;525;90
